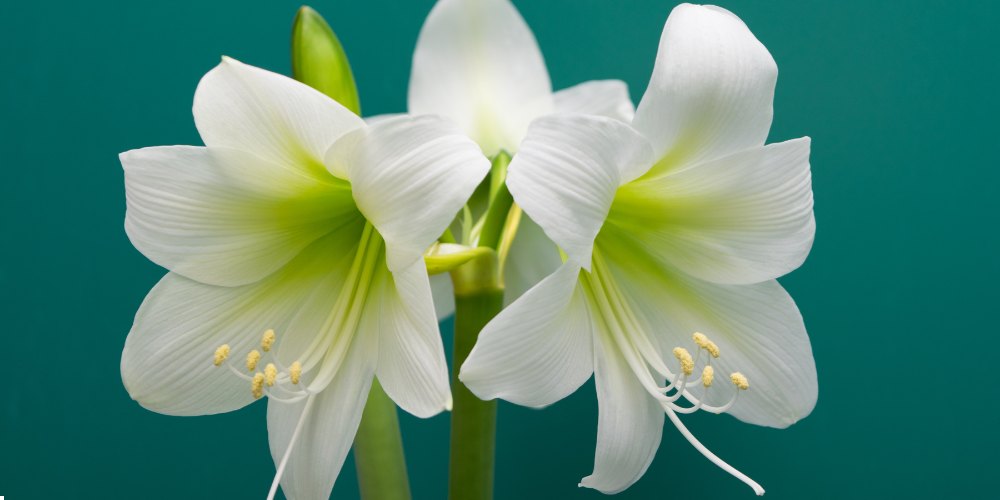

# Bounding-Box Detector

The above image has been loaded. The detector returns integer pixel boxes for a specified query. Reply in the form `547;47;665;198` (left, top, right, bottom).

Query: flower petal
369;260;452;418
632;4;777;171
554;80;635;122
122;146;360;286
606;138;814;285
329;115;490;272
502;213;562;305
430;273;456;320
506;114;652;269
267;329;376;500
120;229;363;416
408;0;553;155
599;250;818;428
460;263;593;408
193;57;363;174
579;332;664;494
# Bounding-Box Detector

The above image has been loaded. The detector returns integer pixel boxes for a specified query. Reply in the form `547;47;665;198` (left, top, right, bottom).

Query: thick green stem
448;254;504;500
354;379;411;500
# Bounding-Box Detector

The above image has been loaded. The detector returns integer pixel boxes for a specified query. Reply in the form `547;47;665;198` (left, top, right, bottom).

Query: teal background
1;0;996;498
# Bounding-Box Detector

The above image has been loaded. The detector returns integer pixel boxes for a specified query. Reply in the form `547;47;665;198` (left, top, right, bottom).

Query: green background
1;0;996;498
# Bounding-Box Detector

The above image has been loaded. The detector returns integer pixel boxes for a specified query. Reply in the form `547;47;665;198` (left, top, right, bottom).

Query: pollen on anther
246;350;261;372
672;347;695;375
251;372;265;399
702;365;714;387
289;361;302;385
264;363;278;387
730;372;750;390
261;329;276;352
213;344;230;367
692;332;720;358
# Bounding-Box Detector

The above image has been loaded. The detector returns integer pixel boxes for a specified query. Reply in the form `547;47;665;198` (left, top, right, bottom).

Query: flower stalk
448;250;503;500
354;380;412;500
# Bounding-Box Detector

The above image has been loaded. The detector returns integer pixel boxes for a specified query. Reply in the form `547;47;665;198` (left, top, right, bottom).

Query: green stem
448;254;504;500
354;379;412;500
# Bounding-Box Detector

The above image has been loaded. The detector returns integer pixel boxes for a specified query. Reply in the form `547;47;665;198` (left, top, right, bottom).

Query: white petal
632;4;777;171
502;213;561;305
607;138;814;285
460;263;593;408
267;330;376;500
506;114;652;269
599;251;818;428
553;80;635;122
580;333;664;494
408;0;553;155
430;272;456;320
122;146;360;287
120;230;362;416
369;260;452;418
329;115;490;272
194;57;363;173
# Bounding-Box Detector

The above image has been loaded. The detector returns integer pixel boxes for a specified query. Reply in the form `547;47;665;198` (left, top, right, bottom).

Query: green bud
291;6;361;115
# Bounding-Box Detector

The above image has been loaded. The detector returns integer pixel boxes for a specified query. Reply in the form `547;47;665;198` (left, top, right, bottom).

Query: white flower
120;58;489;499
460;4;817;495
409;0;637;312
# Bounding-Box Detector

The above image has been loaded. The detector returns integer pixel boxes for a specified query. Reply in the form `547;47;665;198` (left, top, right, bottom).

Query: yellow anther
672;347;695;376
251;372;265;399
730;372;750;390
264;363;278;387
289;361;302;385
213;344;230;367
261;329;276;352
702;365;715;387
692;332;720;358
246;350;261;372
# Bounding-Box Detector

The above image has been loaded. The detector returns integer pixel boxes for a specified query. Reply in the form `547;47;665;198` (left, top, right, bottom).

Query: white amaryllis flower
120;58;488;499
409;0;636;310
460;4;817;495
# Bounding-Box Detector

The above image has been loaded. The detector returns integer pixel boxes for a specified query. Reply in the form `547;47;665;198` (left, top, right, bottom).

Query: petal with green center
429;273;456;320
599;248;818;428
553;80;635;123
408;0;553;155
632;4;777;173
329;115;490;272
120;228;363;416
193;57;364;176
368;260;452;418
506;114;652;269
579;332;664;494
606;138;814;285
460;263;593;408
122;145;360;287
267;329;376;500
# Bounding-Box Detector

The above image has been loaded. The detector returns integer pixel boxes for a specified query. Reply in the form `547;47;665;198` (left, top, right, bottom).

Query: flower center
584;250;764;496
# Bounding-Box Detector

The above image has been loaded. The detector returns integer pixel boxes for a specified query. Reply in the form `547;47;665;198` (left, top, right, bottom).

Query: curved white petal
408;0;553;155
554;80;635;123
267;330;376;500
193;57;363;174
607;138;814;285
120;229;362;416
369;260;452;418
461;263;593;408
430;273;456;320
632;4;777;171
329;115;490;272
502;213;561;305
599;250;818;428
506;114;652;269
580;332;664;494
122;146;360;287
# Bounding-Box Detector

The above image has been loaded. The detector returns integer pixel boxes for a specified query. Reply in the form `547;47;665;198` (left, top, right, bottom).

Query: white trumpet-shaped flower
460;4;817;495
120;58;488;499
409;0;636;310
